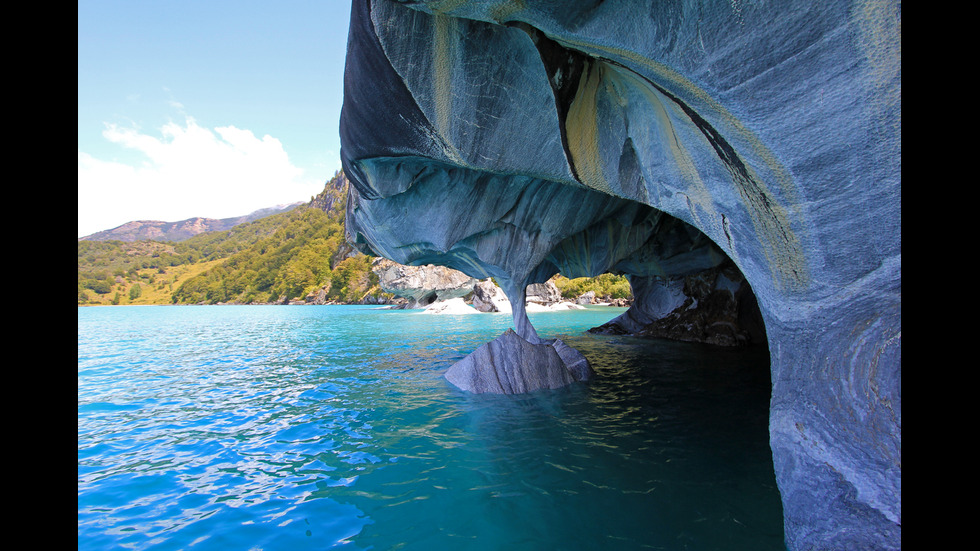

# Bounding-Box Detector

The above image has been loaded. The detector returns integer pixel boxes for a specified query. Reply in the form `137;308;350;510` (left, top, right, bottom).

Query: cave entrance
525;197;768;351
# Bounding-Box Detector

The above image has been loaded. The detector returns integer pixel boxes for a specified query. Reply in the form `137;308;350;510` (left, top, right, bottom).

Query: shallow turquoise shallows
78;305;785;550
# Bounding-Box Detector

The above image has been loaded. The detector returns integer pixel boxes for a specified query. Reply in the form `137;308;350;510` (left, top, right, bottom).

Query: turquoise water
78;305;785;550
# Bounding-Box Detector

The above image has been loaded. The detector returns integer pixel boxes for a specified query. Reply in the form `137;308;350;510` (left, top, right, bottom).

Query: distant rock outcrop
339;1;900;549
470;279;511;313
420;297;479;315
309;170;349;215
372;257;477;308
525;281;561;307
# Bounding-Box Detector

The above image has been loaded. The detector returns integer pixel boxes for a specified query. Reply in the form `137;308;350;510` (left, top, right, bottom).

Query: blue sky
78;1;353;237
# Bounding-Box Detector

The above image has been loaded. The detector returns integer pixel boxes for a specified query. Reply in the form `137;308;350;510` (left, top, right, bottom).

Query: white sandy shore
418;297;589;314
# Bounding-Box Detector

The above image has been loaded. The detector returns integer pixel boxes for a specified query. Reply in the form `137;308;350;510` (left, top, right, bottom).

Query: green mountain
77;171;388;306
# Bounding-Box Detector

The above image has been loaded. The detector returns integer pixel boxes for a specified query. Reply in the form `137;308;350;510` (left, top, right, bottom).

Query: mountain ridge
79;202;306;243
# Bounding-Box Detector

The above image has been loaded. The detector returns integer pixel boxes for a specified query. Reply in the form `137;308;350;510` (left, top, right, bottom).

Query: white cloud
78;117;322;237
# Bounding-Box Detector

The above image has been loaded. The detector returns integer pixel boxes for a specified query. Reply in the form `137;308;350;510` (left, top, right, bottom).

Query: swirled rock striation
339;1;900;549
445;329;594;394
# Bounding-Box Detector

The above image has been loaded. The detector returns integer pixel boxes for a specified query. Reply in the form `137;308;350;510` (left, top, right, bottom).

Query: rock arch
339;1;900;549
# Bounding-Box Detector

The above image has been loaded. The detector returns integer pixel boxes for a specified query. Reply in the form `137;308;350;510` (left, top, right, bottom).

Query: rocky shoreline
213;258;632;310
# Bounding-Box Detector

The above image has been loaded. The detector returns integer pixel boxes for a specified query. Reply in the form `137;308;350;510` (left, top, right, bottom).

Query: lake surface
78;305;785;550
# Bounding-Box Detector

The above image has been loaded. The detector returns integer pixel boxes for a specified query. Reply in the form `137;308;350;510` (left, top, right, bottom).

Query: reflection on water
78;305;784;550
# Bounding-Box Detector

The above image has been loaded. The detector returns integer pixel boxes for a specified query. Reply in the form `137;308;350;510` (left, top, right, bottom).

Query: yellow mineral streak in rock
487;0;526;24
433;14;454;141
422;0;471;15
565;60;613;196
431;13;465;165
612;65;717;233
559;37;808;292
852;0;901;217
737;160;808;293
854;0;901;103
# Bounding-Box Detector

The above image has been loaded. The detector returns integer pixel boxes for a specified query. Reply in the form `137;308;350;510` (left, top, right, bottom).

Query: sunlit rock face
372;257;477;308
339;1;900;549
470;279;511;313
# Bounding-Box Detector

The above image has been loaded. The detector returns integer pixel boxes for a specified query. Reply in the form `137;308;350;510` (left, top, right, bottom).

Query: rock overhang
339;1;900;549
345;155;727;281
341;0;817;305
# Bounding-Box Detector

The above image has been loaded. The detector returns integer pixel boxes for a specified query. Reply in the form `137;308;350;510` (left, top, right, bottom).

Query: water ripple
79;305;784;550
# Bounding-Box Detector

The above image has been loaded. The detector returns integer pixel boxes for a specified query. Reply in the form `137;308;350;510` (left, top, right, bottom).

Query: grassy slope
80;259;225;306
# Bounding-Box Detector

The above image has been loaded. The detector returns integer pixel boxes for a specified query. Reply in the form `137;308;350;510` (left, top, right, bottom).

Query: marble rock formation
525;281;562;306
470;279;512;313
592;260;766;347
339;1;900;549
445;329;594;393
372;257;477;308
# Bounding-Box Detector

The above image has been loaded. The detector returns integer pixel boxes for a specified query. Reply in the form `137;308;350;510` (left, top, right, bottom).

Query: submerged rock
444;329;594;393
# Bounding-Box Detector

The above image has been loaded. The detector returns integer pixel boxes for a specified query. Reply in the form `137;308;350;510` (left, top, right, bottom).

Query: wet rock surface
444;329;594;394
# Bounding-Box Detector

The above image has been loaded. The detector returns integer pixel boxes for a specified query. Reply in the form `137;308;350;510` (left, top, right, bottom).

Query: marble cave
338;1;901;549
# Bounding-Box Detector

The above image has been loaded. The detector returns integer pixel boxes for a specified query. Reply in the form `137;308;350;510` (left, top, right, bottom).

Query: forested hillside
77;171;387;306
78;170;631;306
169;205;384;305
